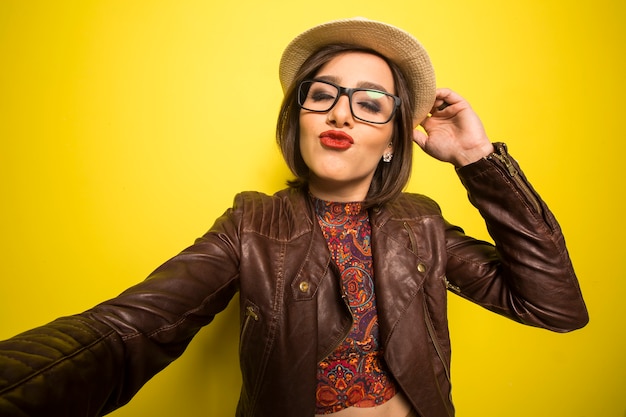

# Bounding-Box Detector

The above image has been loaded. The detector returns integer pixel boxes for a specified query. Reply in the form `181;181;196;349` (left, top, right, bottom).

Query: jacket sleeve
0;199;245;417
444;143;588;332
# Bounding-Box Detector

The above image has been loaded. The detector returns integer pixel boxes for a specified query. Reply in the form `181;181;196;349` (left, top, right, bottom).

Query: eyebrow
314;75;392;93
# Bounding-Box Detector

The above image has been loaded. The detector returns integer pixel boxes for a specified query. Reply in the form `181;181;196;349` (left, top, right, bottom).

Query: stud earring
383;142;393;162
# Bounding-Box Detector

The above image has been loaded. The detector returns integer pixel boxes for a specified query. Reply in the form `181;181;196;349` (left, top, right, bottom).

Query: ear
382;142;394;163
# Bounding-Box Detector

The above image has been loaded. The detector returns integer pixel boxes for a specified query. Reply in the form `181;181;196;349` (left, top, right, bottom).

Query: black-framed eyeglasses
297;79;401;124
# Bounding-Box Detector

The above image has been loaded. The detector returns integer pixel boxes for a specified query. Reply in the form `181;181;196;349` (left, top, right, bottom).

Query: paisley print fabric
313;197;398;414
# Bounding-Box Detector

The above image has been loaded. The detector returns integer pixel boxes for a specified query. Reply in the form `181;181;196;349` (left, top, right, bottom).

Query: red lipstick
319;130;354;150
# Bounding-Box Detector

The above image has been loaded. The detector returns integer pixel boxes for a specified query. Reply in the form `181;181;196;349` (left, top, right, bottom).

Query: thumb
412;128;428;150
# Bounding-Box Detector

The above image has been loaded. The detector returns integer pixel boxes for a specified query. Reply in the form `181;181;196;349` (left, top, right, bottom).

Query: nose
326;95;354;127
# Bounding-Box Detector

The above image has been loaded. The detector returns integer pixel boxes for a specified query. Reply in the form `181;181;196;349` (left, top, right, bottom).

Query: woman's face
298;51;396;202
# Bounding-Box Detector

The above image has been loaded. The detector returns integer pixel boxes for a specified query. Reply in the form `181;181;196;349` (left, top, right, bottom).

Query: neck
308;177;371;203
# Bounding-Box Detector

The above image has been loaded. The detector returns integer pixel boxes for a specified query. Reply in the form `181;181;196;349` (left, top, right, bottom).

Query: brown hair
276;44;416;208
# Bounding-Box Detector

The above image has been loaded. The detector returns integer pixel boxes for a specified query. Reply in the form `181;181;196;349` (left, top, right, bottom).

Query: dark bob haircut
276;44;417;208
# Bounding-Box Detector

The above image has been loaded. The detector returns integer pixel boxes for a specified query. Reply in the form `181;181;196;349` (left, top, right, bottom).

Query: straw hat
279;17;436;124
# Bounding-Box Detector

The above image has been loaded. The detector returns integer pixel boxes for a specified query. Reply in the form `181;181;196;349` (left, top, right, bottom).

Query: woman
0;17;588;417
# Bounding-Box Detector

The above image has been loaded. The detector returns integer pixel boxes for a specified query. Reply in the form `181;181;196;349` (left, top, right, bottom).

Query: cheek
298;113;320;154
298;114;312;143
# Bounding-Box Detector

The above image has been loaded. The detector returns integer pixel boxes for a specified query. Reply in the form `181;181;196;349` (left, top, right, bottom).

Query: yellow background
0;1;623;416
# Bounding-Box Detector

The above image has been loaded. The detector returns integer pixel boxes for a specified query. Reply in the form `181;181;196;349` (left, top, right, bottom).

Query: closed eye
309;90;336;102
355;99;382;114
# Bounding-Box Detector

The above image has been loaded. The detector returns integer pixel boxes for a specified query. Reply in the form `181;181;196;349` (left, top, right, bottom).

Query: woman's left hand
413;88;494;168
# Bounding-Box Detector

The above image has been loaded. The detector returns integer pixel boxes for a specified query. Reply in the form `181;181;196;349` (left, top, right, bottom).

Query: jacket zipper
423;299;455;416
487;143;542;216
239;304;259;356
444;276;461;293
423;299;455;414
423;300;451;383
403;221;418;254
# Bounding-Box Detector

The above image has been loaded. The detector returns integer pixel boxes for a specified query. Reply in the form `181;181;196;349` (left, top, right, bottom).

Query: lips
319;130;354;150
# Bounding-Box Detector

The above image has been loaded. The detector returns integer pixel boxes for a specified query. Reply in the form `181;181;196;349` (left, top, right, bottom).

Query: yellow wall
0;1;623;416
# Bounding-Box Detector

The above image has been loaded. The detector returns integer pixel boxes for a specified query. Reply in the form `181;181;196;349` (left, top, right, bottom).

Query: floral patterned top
313;197;398;414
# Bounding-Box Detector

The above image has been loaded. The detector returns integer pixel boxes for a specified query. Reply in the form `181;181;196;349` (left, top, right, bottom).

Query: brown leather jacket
0;143;588;417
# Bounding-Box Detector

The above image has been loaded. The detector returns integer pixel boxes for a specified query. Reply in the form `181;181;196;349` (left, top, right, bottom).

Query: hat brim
279;17;436;124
